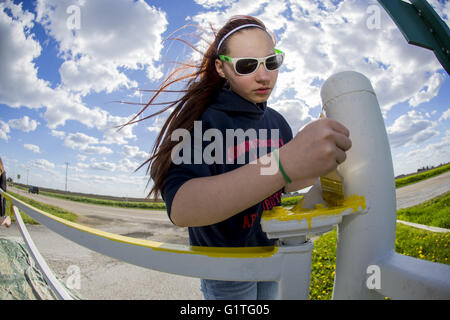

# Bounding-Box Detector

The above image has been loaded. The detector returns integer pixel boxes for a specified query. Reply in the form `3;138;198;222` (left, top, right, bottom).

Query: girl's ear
215;59;226;79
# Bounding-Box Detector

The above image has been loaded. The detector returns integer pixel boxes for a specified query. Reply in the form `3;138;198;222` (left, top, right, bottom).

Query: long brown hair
122;16;268;200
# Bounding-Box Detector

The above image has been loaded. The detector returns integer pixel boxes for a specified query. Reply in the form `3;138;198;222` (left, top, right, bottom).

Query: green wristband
273;148;292;184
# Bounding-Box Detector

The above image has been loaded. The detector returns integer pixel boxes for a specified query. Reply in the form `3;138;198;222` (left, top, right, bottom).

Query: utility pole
65;162;69;192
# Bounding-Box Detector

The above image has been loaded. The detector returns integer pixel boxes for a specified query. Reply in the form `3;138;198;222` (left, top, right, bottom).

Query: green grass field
397;191;450;229
309;224;449;300
6;191;78;225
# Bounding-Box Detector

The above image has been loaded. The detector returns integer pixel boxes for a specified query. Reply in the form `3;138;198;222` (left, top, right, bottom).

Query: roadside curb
396;220;450;233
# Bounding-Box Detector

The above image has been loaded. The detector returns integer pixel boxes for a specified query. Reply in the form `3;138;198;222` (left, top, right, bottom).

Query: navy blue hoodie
161;88;293;247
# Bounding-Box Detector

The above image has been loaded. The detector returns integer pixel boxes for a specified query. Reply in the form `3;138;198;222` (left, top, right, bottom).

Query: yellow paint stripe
263;194;366;229
5;192;278;258
1;190;12;203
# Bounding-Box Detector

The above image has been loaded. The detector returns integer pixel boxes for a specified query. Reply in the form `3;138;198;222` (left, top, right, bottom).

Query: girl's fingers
335;133;352;152
335;148;347;165
328;119;350;137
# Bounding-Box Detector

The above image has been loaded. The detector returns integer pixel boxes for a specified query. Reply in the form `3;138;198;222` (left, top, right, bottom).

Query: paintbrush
319;112;345;206
320;169;344;206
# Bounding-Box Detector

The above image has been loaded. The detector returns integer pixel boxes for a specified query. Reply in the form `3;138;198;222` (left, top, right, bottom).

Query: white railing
1;71;449;300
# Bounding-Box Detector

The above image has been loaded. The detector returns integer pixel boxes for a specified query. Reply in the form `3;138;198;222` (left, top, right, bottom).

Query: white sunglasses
219;49;285;75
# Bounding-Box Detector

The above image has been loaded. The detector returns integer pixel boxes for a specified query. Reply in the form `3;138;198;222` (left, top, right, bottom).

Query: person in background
0;157;11;227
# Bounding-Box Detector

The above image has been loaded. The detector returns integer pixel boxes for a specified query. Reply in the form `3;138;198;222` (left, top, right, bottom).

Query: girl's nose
254;62;270;81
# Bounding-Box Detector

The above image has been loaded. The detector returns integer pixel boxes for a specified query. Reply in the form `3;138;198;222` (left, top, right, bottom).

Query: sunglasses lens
266;54;283;70
235;58;258;74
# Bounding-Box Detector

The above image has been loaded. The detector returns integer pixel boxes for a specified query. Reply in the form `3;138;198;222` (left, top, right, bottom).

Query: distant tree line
395;162;449;179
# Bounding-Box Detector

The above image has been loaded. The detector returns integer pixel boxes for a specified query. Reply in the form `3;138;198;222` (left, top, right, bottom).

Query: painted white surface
321;71;450;300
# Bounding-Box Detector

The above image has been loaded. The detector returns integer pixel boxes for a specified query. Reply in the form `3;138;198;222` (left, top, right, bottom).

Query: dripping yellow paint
262;195;367;229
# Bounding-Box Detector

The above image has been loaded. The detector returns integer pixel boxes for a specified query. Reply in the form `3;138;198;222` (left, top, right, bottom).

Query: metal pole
65;162;69;192
321;71;396;299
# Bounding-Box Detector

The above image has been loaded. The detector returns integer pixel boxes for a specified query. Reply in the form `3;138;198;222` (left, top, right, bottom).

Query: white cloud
24;144;41;153
65;132;99;148
59;55;137;96
0;2;115;129
76;162;89;170
64;132;113;154
0;0;51;110
387;110;438;148
29;158;55;170
77;154;87;161
396;131;450;174
8;116;39;132
122;145;149;162
439;108;450;121
268;98;314;134
194;0;234;9
117;158;140;173
100;114;138;145
89;161;116;172
409;72;445;107
0;0;167;137
81;145;113;155
51;129;66;138
146;114;169;134
0;120;10;141
36;0;167;90
66;171;148;197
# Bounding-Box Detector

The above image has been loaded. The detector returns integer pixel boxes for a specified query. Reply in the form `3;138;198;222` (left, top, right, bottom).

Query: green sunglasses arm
219;55;232;62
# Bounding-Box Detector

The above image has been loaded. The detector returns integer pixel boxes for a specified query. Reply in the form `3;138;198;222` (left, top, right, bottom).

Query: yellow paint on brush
262;195;366;229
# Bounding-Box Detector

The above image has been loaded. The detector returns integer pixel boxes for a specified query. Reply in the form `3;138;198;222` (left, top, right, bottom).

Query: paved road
1;171;449;299
396;171;450;209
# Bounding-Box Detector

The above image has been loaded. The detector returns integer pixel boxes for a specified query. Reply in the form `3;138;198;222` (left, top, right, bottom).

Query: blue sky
0;0;449;198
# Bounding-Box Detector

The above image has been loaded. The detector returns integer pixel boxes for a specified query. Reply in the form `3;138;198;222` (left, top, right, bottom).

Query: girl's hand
0;216;11;228
280;118;352;182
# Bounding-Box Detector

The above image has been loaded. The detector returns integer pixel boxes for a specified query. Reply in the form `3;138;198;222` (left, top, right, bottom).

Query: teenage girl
130;15;351;299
